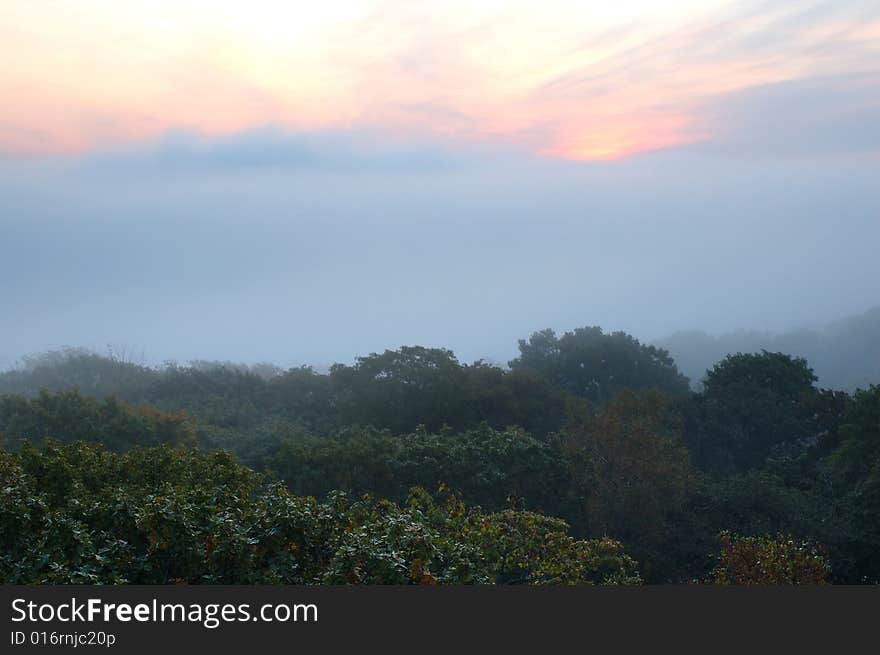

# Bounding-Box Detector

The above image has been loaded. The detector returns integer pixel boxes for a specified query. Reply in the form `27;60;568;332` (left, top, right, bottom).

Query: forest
1;325;877;585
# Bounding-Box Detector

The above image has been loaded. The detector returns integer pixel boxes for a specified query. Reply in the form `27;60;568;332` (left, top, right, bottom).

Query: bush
709;532;830;585
0;441;641;585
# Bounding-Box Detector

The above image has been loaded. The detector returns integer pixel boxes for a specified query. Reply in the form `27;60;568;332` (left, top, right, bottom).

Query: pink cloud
1;1;878;160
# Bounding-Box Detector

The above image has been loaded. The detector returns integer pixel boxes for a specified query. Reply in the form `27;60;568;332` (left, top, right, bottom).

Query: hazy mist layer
2;132;878;370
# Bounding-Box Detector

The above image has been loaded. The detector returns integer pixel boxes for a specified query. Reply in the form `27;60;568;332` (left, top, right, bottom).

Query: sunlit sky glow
3;0;879;160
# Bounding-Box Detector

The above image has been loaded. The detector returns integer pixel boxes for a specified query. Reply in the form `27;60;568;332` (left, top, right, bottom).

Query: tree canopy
1;329;877;584
509;327;690;404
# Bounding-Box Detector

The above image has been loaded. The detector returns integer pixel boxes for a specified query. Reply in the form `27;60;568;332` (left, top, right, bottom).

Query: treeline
1;326;878;583
0;329;690;462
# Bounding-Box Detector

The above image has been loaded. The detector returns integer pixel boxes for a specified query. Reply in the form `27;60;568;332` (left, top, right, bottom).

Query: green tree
0;348;158;400
0;390;196;451
684;351;822;474
264;366;337;433
826;385;880;582
561;391;701;581
272;425;572;514
461;361;578;436
330;346;469;433
510;327;689;404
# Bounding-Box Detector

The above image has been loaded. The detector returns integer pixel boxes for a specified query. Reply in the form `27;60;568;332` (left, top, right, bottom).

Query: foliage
328;347;577;436
684;351;823;474
330;346;468;434
0;441;641;585
262;366;338;433
561;391;702;581
702;350;817;398
509;327;690;404
700;470;819;539
0;333;877;584
0;389;196;451
146;364;268;430
709;532;830;585
271;425;572;514
461;361;576;436
825;385;880;582
0;348;158;400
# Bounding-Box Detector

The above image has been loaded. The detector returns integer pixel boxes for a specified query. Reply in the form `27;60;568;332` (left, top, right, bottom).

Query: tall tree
561;391;700;581
684;351;822;474
331;346;469;433
826;385;880;582
510;327;690;404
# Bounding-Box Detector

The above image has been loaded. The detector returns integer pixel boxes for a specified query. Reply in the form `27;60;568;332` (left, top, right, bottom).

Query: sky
1;1;879;369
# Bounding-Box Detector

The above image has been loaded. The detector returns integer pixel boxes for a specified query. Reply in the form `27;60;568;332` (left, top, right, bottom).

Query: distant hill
655;306;880;391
